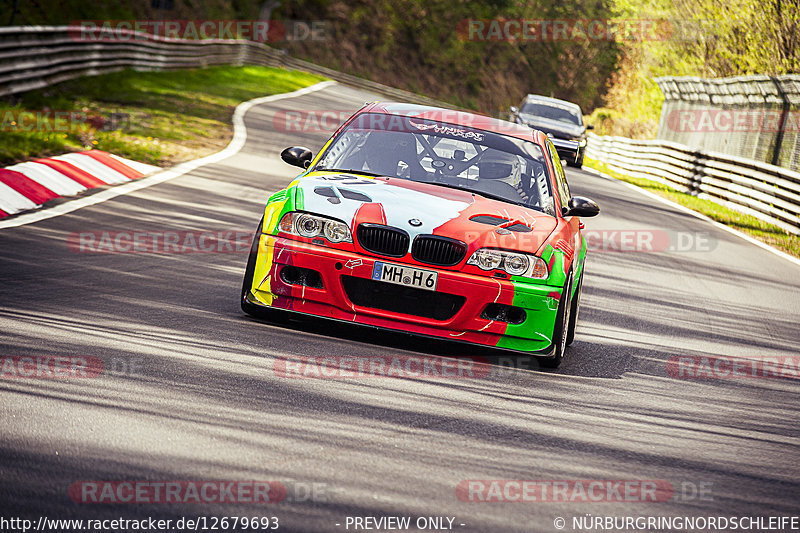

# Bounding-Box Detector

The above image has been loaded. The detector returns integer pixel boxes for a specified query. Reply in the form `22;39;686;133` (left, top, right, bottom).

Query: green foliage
278;0;624;113
0;66;325;165
603;0;799;137
671;0;800;76
2;0;625;114
3;0;795;137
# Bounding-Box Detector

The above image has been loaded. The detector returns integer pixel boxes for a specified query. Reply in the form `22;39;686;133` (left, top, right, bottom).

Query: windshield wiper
418;180;526;207
315;167;385;177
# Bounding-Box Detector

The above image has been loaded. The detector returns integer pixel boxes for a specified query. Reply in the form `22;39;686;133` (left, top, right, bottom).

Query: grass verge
584;158;800;259
1;66;327;166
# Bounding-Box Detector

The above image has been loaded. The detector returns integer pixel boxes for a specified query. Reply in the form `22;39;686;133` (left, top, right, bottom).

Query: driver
361;132;401;176
478;150;530;202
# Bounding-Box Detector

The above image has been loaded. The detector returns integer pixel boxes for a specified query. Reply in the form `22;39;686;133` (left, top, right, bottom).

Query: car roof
359;102;546;144
523;94;582;112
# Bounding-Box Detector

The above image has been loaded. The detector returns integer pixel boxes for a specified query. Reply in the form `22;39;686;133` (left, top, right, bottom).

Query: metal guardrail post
771;76;791;167
689;148;705;196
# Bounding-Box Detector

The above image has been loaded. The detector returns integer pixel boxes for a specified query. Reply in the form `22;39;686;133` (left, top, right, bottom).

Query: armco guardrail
585;133;800;235
0;25;450;107
654;75;800;172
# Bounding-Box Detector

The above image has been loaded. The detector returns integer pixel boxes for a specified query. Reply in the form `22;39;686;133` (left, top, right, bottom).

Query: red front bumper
246;236;559;354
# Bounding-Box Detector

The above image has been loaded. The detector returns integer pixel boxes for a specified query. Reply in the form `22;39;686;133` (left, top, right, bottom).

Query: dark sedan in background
510;95;593;168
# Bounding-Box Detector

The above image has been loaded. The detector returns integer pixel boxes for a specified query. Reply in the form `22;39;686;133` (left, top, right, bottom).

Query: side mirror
564;196;600;217
281;146;313;169
585;124;594;130
509;106;519;116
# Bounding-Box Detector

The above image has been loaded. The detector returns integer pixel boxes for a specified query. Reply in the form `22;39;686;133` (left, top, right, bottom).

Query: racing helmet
477;150;521;187
361;131;401;176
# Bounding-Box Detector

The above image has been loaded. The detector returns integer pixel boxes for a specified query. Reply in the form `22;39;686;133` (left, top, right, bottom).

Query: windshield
521;102;582;126
315;113;556;215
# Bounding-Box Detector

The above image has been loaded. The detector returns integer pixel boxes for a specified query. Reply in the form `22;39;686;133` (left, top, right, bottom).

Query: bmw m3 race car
241;103;599;367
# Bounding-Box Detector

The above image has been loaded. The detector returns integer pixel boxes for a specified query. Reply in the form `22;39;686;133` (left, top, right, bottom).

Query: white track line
582;167;800;268
0;80;337;230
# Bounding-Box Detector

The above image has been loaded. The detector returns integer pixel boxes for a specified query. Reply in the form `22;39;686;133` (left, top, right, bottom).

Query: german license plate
371;262;438;291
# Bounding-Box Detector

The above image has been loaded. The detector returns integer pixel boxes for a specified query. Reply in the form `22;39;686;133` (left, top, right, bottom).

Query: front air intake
341;276;465;320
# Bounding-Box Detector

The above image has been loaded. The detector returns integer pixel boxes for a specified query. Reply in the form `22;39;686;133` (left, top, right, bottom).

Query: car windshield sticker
409;121;485;142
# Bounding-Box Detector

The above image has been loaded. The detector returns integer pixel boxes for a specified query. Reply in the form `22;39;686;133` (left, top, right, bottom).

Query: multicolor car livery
241;103;599;367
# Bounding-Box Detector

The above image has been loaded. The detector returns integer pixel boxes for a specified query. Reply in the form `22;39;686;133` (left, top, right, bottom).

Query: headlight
470;249;504;270
323;221;350;242
467;249;548;279
296;214;323;237
278;212;352;244
504;254;529;275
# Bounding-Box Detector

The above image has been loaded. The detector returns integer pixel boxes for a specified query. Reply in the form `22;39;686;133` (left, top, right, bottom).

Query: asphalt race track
1;83;799;532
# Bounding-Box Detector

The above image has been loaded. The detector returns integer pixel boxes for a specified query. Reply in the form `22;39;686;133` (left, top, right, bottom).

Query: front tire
565;271;583;346
567;151;584;168
241;217;265;317
539;273;573;369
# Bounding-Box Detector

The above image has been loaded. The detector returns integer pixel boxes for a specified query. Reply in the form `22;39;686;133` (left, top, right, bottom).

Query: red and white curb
0;150;160;218
0;80;336;230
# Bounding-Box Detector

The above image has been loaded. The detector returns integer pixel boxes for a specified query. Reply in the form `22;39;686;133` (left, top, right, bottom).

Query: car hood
518;114;584;139
295;172;558;255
